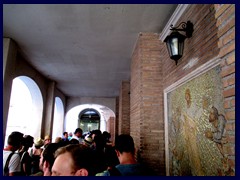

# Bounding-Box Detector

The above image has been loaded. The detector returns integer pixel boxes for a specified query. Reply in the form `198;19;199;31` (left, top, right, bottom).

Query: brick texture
215;5;235;174
131;33;165;175
118;81;130;134
127;4;235;176
107;116;115;142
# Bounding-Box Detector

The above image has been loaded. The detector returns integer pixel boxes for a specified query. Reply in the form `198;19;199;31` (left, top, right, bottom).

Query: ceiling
3;4;177;98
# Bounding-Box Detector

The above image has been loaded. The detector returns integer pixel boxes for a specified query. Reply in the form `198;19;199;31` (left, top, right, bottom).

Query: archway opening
5;76;43;147
65;104;116;141
52;97;64;141
79;108;100;133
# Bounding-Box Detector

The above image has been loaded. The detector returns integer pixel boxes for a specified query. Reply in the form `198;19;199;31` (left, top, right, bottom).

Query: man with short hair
99;134;153;176
62;132;69;142
3;131;24;176
51;144;95;176
71;128;84;144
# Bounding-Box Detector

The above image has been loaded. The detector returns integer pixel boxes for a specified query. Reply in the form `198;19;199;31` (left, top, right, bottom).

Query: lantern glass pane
171;38;178;56
166;41;172;56
178;41;184;56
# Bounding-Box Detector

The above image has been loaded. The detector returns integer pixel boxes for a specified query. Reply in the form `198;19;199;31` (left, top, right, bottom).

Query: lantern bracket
170;21;193;38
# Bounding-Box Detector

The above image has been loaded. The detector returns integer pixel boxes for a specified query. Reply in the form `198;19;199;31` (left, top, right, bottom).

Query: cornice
159;4;191;42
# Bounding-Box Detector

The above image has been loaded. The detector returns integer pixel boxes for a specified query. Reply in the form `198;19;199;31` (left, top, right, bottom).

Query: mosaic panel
167;65;228;176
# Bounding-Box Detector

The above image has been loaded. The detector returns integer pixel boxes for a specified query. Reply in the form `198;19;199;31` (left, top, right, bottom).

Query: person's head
114;134;135;155
55;137;62;143
83;136;93;147
22;135;34;149
44;135;51;145
92;133;104;151
70;138;79;144
39;143;62;175
90;129;102;140
63;132;68;138
7;131;24;151
103;131;111;141
34;138;44;149
209;106;218;123
74;128;83;138
51;144;94;176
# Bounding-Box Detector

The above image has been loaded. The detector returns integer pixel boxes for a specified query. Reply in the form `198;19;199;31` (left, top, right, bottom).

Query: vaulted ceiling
3;4;177;98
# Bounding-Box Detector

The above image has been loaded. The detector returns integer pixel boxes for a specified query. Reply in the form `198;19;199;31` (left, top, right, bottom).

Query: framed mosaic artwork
164;57;230;176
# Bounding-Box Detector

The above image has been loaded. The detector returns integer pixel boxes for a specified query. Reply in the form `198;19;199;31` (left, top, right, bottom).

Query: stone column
3;38;17;145
41;81;56;138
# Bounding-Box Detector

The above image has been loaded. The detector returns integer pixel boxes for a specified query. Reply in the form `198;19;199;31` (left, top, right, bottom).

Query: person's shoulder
3;150;17;162
3;150;12;155
12;153;21;161
30;171;43;176
116;163;155;176
95;170;110;176
116;163;142;168
71;135;78;140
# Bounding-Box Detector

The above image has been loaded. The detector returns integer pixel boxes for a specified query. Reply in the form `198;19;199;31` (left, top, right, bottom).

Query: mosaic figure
205;106;227;156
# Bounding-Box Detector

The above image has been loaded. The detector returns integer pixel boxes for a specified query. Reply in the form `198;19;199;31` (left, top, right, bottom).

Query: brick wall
131;33;165;175
215;4;235;174
161;4;235;175
118;81;130;134
115;96;119;137
129;4;235;176
107;116;116;143
162;4;220;88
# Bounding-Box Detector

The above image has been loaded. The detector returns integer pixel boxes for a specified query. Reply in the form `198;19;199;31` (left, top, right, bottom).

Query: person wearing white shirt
71;128;84;144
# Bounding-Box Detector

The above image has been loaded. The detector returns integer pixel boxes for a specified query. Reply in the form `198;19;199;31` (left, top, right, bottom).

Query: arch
78;108;101;133
64;104;115;138
5;76;43;146
52;97;64;142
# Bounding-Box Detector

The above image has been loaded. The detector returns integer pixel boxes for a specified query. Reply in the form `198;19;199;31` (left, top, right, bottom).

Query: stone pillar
118;81;130;134
3;38;17;145
42;81;56;138
131;33;165;175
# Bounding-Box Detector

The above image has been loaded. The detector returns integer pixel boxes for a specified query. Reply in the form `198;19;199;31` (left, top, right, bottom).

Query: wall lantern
164;21;194;65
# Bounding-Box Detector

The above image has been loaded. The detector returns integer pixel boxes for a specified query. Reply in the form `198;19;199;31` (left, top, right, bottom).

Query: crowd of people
3;128;154;176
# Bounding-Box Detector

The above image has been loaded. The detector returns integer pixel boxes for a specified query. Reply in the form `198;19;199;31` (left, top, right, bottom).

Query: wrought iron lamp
164;21;194;65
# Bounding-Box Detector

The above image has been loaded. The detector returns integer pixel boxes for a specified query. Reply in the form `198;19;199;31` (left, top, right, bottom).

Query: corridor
3;4;235;176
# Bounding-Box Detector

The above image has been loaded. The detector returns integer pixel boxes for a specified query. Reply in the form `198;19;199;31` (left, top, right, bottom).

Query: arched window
52;97;64;141
5;76;43;146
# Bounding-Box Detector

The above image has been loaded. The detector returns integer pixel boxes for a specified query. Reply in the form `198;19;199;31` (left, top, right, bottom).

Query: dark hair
70;138;79;144
90;129;102;136
93;134;105;151
63;132;68;136
54;144;95;175
42;143;62;171
105;146;120;167
74;128;83;134
114;134;135;154
22;135;34;147
8;131;24;148
103;131;111;140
